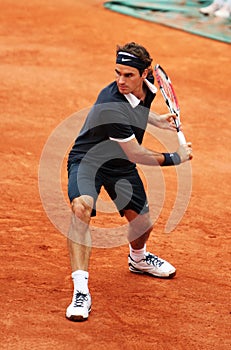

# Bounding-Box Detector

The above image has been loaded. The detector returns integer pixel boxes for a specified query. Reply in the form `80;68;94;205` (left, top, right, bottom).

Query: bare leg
67;195;94;272
66;195;93;321
124;209;153;249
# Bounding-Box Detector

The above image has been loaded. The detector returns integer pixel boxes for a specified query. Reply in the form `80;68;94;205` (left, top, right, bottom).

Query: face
115;64;147;97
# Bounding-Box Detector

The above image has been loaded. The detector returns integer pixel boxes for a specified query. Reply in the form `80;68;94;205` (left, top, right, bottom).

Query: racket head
154;64;180;117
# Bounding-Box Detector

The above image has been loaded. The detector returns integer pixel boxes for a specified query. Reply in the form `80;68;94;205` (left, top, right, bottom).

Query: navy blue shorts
68;161;149;217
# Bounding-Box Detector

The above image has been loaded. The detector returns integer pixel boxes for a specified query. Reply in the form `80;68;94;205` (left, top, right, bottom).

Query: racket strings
158;73;178;113
154;65;186;143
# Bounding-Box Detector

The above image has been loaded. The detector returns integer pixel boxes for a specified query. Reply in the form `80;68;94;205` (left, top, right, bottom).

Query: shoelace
73;291;88;308
145;253;164;267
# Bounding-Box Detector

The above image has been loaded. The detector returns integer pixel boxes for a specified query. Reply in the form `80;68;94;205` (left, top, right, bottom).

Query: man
66;42;193;322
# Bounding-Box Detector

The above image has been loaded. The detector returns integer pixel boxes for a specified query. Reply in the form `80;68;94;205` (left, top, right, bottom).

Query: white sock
129;244;146;262
72;270;89;293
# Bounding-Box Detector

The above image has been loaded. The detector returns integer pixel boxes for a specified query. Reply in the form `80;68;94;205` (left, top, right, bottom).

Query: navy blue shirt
68;80;156;173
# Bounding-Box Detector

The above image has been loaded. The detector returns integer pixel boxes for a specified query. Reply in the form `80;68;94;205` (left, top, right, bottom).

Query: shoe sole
129;265;176;279
66;308;91;322
66;315;88;322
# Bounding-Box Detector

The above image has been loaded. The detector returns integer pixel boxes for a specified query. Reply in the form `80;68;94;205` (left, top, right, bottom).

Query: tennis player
66;42;193;321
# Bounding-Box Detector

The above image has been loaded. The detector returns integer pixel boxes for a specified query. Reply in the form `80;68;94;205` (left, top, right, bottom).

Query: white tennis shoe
66;290;91;322
199;2;223;15
128;252;176;278
214;3;231;18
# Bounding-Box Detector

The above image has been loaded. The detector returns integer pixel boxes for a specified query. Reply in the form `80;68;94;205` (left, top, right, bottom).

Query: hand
176;142;193;163
149;111;181;131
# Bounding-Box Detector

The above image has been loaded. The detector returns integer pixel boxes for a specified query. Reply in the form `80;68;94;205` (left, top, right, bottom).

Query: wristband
162;152;181;166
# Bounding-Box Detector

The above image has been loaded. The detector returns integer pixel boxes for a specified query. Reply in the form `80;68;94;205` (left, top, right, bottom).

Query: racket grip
177;130;187;145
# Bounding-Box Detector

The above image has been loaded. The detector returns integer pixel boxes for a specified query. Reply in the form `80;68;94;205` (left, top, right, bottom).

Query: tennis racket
154;64;186;145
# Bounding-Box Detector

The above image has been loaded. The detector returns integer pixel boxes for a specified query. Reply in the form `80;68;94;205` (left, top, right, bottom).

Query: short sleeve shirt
68;80;156;173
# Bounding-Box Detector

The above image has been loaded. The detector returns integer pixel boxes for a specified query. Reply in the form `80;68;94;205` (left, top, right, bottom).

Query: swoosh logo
121;58;132;62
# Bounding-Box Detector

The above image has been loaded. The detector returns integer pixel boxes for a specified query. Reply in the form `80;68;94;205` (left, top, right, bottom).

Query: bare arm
118;138;192;166
119;138;165;165
148;111;180;131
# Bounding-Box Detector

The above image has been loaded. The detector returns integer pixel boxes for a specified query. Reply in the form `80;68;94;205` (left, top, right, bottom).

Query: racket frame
154;64;186;145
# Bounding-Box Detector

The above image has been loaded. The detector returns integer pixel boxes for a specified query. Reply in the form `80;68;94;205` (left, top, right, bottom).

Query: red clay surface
0;1;230;349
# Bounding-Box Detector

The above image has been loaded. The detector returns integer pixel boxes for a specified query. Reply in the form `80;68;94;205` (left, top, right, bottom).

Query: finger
165;113;177;121
169;122;177;130
169;113;177;119
188;147;193;159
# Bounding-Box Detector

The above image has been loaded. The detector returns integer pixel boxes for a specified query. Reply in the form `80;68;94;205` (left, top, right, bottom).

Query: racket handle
177;130;187;145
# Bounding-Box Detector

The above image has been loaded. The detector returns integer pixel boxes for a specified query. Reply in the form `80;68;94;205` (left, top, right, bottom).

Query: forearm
118;138;191;166
148;111;161;126
128;146;181;166
127;145;165;166
148;111;178;131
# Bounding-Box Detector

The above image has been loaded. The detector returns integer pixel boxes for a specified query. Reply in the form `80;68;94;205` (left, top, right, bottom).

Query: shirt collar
123;79;157;108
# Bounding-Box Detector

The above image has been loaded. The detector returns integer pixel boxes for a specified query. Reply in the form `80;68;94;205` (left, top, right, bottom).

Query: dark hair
116;42;153;76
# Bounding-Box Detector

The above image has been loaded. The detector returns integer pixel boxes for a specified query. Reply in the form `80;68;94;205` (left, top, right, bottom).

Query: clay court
0;0;230;349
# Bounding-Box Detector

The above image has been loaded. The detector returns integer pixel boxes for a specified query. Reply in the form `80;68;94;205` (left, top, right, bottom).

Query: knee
71;196;93;223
